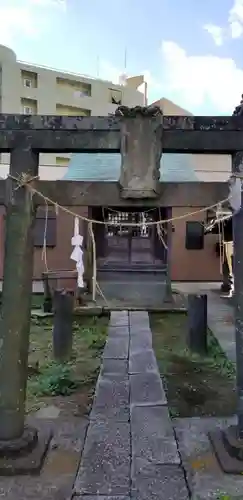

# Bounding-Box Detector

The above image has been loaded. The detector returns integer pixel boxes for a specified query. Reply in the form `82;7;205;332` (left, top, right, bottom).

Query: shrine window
34;208;57;247
185;221;204;250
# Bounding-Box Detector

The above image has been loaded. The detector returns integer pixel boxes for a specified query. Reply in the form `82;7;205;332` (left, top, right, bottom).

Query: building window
185;221;204;250
56;77;91;97
24;78;32;88
34;209;57;247
21;70;38;88
23;106;33;115
74;90;91;98
56;104;91;116
109;88;122;105
21;98;37;115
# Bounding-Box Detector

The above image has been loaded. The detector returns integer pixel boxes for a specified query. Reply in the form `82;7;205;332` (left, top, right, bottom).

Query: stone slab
75;306;104;316
129;311;150;329
74;497;130;500
90;376;130;422
75;421;130;496
107;325;129;338
129;322;150;333
174;416;243;499
0;479;71;500
129;349;158;374
31;309;53;318
131;406;180;465
0;417;88;498
109;311;129;327
0;428;52;476
100;359;128;376
129;330;152;353
35;405;60;419
130;372;167;406
103;337;129;360
131;462;189;500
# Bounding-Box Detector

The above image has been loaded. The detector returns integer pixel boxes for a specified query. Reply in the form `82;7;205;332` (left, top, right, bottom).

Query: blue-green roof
64;153;199;182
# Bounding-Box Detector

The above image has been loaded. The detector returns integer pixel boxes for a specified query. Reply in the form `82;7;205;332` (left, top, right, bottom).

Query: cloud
0;0;66;46
203;24;224;46
29;0;66;9
204;0;243;44
98;60;123;84
229;0;243;37
161;40;243;113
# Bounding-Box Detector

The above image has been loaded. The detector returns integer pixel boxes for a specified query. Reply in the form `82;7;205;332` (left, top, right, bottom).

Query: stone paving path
73;310;189;500
207;291;236;363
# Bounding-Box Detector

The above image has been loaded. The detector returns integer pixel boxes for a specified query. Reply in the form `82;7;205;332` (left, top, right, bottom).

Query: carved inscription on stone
116;106;163;199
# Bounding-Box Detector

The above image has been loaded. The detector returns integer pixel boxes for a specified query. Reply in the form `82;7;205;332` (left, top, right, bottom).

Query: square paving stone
0;418;90;499
101;359;128;376
129;349;158;374
129;331;152;354
174;416;243;499
74;497;130;500
90;376;130;422
131;463;189;500
103;337;129;360
75;421;130;496
107;326;129;338
110;311;129;327
131;406;180;465
129;324;151;334
130;372;167;406
129;311;150;328
0;478;70;500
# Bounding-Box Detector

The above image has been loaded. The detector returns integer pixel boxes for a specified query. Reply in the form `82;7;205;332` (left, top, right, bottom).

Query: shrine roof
64;153;199;182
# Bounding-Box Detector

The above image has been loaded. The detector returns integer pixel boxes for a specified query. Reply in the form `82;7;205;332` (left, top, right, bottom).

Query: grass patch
150;313;236;418
27;315;108;413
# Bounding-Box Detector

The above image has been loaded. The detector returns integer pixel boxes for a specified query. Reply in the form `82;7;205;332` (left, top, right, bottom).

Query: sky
1;0;243;115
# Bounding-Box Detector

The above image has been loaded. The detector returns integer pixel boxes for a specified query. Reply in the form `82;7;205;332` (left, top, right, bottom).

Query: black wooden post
42;273;53;313
221;257;231;292
52;289;74;362
0;145;38;441
164;208;173;302
187;294;208;355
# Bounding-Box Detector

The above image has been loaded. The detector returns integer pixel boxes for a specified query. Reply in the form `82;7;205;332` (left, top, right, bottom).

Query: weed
29;363;78;397
150;313;236;418
27;315;108;411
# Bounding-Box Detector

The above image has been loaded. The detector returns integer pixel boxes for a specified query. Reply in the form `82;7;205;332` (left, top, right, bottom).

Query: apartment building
153;98;232;182
0;44;147;179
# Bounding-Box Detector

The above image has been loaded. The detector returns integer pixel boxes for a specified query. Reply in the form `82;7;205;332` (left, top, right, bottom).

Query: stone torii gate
0;105;242;473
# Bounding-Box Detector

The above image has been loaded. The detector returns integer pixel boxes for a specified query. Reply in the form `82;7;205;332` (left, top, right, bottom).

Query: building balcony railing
18;60;122;87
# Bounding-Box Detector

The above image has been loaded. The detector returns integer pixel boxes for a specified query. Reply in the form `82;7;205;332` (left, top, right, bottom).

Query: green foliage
217;495;233;500
30;363;78;397
150;312;236;418
27;315;108;408
207;331;236;380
